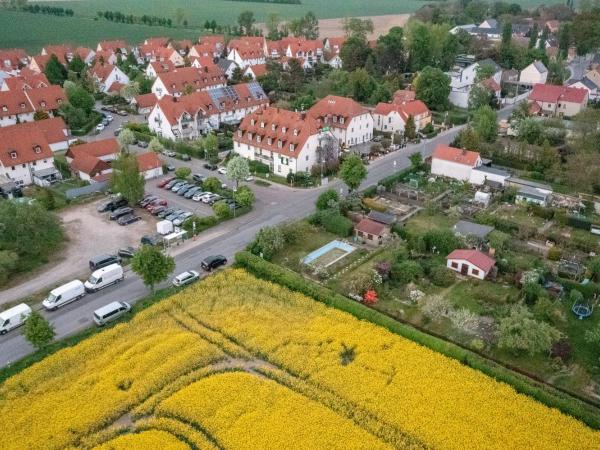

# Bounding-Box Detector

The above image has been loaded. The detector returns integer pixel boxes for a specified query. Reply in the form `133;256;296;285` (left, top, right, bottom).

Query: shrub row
310;210;353;236
235;251;600;430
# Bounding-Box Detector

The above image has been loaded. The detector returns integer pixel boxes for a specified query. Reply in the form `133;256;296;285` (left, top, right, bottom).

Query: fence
65;181;108;199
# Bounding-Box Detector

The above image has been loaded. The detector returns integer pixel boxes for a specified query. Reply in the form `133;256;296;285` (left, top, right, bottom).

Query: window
267;137;272;145
293;128;298;136
34;145;41;154
1;106;7;112
250;119;255;125
260;121;265;128
238;130;242;137
472;268;479;276
451;261;458;269
257;135;261;143
289;144;295;151
340;117;344;124
277;140;282;148
306;155;309;161
271;123;276;130
9;151;17;159
367;234;373;240
282;127;287;133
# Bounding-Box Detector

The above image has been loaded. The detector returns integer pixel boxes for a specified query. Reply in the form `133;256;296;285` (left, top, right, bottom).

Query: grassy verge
0;286;178;383
235;251;600;429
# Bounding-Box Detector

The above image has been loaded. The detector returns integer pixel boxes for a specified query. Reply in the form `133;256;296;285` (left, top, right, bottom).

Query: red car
148;204;167;215
145;198;167;210
156;177;174;188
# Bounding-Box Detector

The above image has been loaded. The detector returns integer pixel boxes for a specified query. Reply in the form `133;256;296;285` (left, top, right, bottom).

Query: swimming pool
303;240;356;267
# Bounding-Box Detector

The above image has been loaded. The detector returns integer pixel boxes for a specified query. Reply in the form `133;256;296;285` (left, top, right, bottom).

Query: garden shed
355;218;389;246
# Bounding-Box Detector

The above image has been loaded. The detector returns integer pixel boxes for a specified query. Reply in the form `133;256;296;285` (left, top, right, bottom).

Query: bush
391;260;423;284
423;229;460;254
312;210;353;237
248;160;270;174
213;201;231;220
547;247;562;261
175;167;191;179
182;215;218;236
316;189;340;211
234;251;600;429
431;266;456;287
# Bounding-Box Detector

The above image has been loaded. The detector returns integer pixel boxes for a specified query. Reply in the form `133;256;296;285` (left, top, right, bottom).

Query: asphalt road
0;103;519;368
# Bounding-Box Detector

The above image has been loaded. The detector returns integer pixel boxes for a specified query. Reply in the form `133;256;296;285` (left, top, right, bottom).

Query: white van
84;264;124;293
93;301;131;326
42;280;86;311
0;303;32;335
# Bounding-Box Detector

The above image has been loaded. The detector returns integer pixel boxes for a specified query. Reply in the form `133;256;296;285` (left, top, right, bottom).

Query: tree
348;68;376;103
391;260;423;284
118;128;136;150
203;176;221;193
289;11;319;40
468;84;492;110
238;10;255;35
404;115;417;140
131;245;175;292
408;21;433;71
0;250;17;286
120;81;140;100
67;55;86;75
517;117;542;144
529;23;538;49
538;26;549;50
203;133;219;163
227;156;250;189
252;226;285;260
213;201;231;220
498;304;562;355
175;166;191;179
342;17;374;40
110;152;145;205
588;257;600;282
233;185;255;208
339;36;371;73
414;66;451;111
24;310;55;350
44;54;67;85
266;13;281;40
339;154;367;192
374;26;406;75
409;152;422;169
316;189;340;210
66;85;94;114
471;105;498;142
148;137;164;153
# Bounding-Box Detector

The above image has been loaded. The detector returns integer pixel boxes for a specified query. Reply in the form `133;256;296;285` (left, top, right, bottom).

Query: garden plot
303;240;356;268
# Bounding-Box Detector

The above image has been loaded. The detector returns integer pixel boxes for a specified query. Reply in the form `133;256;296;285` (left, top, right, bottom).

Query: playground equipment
571;294;596;320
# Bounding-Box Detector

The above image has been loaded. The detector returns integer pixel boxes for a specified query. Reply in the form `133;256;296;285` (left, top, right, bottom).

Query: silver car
173;211;193;226
93;301;131;326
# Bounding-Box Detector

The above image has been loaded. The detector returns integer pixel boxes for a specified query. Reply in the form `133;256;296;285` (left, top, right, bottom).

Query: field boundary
234;251;600;429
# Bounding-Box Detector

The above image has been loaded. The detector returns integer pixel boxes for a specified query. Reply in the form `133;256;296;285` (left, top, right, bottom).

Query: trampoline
572;303;593;320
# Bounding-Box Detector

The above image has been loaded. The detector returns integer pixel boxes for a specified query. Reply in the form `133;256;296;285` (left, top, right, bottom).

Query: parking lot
145;176;215;217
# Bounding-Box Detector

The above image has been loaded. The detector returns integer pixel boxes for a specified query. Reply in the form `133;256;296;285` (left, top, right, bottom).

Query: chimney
300;111;306;120
462;148;467;155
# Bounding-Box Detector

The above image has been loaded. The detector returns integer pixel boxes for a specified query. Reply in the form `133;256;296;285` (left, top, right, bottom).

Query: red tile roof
108;82;126;93
66;138;119;159
480;77;501;92
399;100;430;117
0;125;53;166
148;61;175;74
392;89;416;104
90;63;117;83
74;47;94;61
2;70;49;90
191;56;216;68
0;90;34;118
227;37;266;59
355;218;386;236
156;66;226;95
0;49;29;71
42;45;72;60
97;40;128;52
447;249;496;273
144;37;170;47
308;95;369;129
236;106;320;158
71;152;111;176
325;37;346;53
198;35;225;46
134;93;159;109
24;117;69;145
246;64;267;78
137;152;162;171
529;83;588;104
432;144;480;167
25;85;66;111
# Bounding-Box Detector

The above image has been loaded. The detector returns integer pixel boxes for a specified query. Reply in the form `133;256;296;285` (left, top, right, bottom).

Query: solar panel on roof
247;82;265;99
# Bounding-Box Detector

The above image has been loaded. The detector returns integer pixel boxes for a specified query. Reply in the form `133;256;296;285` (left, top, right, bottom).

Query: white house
90;63;130;94
0;124;56;186
234;106;339;175
448;59;501;108
243;64;267;80
137;152;163;179
308;95;374;148
431;144;482;181
151;66;226;99
568;77;598;100
468;165;510;186
0;90;34;127
96;40;129;55
66;138;120;181
519;60;548;85
516;186;552;207
447;249;496;280
6;117;72;152
148;82;268;140
226;37;267;68
373;100;432;133
469;19;502;40
145;61;175;79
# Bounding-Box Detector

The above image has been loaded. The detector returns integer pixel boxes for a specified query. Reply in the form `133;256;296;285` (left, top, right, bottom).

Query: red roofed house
138;45;184;67
528;83;588;117
0;124;57;186
243;64;267;80
136;152;163;179
89;63;129;94
234;106;339;175
96;40;130;56
392;89;416;104
0;90;35;127
151;66;226;99
355;217;390;246
227;37;267;68
431;144;482;181
133;93;159;115
0;49;29;74
1;69;49;91
24;85;66;116
446;249;496;280
2;117;72;152
308;95;374;148
145;60;175;79
66;138;120;181
373;100;431;134
281;38;323;68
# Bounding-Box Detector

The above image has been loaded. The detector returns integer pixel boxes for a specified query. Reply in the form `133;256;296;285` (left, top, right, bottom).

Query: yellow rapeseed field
0;269;598;450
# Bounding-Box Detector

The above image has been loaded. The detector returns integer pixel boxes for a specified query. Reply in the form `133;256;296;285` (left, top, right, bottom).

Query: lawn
1;269;597;449
403;210;455;235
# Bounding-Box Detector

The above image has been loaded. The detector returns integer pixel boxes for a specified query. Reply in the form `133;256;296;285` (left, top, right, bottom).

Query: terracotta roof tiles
432;144;480;167
447;249;496;273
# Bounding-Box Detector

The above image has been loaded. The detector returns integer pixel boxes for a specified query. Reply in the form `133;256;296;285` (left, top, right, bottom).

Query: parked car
117;214;141;226
173;211;193;226
145;198;167;209
42;280;86;311
117;246;137;258
202;193;221;204
180;154;191;161
139;195;157;207
157;177;175;188
166;164;175;172
192;173;205;183
0;303;32;335
184;186;201;199
165;209;185;221
141;233;164;246
117;110;128;116
203;163;217;171
109;206;134;220
171;182;186;192
89;254;121;271
163;150;176;157
177;184;194;196
157;207;176;219
148;205;167;215
192;191;209;202
84;264;124;293
217;166;227;175
138;141;149;148
95;123;105;132
172;270;200;287
97;197;127;212
201;255;227;271
101;118;109;126
164;179;179;189
245;175;254;182
106;114;114;122
113;127;122;136
94;301;131;326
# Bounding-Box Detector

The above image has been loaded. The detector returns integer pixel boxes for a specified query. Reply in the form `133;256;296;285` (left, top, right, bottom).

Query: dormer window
293;129;298;136
282;127;287;133
57;98;62;104
40;101;46;108
260;121;265;128
20;103;25;109
340;117;345;124
250;119;255;126
238;130;243;137
289;144;295;152
277;140;282;148
271;123;276;131
267;137;272;145
1;105;7;112
33;145;41;154
248;132;253;140
9;151;17;159
257;135;261;143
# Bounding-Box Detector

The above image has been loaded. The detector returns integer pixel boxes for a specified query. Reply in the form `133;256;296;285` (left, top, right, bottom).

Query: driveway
86;101;144;142
0;199;156;306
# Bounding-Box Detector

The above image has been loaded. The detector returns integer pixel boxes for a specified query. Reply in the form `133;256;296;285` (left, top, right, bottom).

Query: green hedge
234;251;600;429
311;210;353;236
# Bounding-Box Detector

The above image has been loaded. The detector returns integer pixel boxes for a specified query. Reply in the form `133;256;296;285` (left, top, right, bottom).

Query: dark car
148;205;167;215
203;163;217;171
157;207;176;219
141;234;164;246
139;195;157;207
117;246;137;258
97;197;127;212
89;254;121;271
177;185;194;196
180;154;191;161
117;214;141;226
201;255;227;271
138;141;149;148
192;173;205;183
157;177;175;188
166;164;175;172
117;110;128;116
109;207;134;220
145;198;167;209
164;179;179;189
113;127;122;137
184;186;201;199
